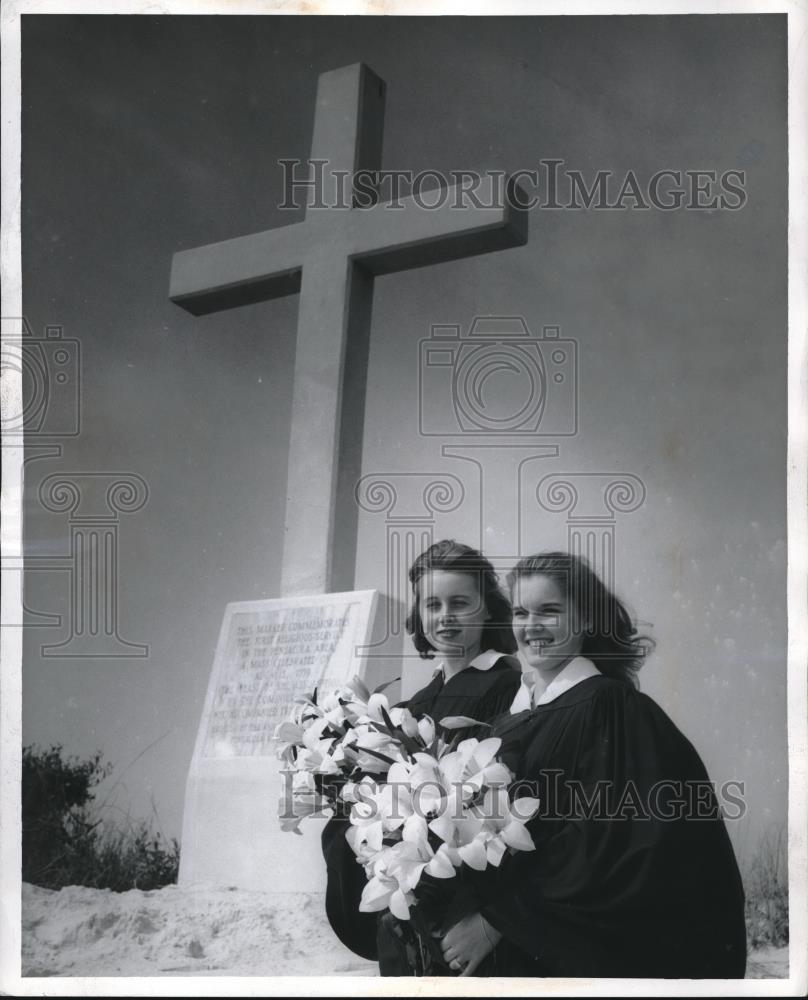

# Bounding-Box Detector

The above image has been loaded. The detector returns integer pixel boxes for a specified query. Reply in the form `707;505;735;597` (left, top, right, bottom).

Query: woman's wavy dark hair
406;539;517;659
506;551;654;688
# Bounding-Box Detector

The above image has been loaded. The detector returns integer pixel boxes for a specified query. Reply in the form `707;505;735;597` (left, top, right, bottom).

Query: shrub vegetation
743;823;789;950
22;744;179;892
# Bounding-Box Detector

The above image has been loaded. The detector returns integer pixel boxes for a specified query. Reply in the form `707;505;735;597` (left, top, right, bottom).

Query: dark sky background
19;14;787;859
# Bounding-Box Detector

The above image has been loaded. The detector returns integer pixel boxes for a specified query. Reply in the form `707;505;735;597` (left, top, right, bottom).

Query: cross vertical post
170;62;529;597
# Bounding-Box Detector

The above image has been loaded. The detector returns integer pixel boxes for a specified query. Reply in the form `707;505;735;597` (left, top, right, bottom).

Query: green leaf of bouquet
355;745;397;765
372;677;401;696
397;732;424;756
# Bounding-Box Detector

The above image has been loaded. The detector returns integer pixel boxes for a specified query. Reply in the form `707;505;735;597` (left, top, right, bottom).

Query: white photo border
1;1;805;996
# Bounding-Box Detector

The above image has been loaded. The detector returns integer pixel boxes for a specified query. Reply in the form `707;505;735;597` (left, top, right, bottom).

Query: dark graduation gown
321;654;522;961
462;673;747;978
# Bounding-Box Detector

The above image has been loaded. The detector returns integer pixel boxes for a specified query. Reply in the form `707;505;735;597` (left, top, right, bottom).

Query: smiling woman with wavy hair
321;538;521;976
439;550;747;979
406;538;517;660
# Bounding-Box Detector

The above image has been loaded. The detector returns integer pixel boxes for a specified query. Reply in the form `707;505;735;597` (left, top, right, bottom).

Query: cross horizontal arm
349;177;529;275
170;177;529;316
169;221;310;316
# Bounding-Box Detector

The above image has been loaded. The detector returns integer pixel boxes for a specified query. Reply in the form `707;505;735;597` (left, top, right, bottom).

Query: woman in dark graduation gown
321;540;521;965
440;552;747;979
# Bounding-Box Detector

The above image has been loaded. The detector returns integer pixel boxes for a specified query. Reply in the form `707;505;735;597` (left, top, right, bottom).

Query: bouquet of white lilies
274;677;540;923
274;676;405;832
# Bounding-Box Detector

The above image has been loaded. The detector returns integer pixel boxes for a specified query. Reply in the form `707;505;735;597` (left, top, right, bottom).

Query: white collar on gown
509;655;601;713
433;648;504;680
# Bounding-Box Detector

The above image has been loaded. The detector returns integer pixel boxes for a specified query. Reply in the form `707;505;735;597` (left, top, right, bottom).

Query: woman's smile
512;574;584;676
420;569;486;663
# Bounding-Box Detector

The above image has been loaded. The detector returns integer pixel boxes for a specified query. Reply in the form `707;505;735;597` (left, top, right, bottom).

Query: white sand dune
21;882;789;980
21;882;375;978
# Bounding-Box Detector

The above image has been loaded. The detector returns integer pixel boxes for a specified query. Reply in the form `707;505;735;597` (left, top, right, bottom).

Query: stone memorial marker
180;591;377;892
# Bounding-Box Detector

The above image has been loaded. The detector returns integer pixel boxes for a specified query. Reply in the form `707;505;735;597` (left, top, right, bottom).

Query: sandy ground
744;944;790;979
21;882;789;980
21;882;375;977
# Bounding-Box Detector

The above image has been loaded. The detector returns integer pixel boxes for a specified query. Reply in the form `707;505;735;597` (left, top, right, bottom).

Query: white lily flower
273;720;306;763
297;734;342;775
346;821;384;858
360;872;415;921
340;780;358;803
366;692;391;724
462;785;541;864
360;871;399;911
361;839;435;919
320;691;341;713
428;808;485;857
424;842;458;878
274;720;304;744
458;835;489;870
389;706;420;738
386;839;432;889
358;778;413;832
300;716;331;748
386;759;413;786
342;724;403;773
417;716;436;744
401;813;430;854
500;821;536;851
347;795;384;856
438;737;513;799
290;769;313;793
388;889;413;920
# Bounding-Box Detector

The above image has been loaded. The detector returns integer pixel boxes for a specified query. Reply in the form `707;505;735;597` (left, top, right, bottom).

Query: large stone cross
170;63;528;596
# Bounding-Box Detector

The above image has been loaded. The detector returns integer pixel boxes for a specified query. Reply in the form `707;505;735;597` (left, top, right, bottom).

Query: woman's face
419;570;486;661
511;573;584;674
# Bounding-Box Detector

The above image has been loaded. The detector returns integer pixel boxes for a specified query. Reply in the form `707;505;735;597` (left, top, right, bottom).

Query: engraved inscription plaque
201;601;365;758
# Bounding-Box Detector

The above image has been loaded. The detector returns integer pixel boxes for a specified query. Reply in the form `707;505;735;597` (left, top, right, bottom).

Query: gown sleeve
321;814;381;960
473;682;747;978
